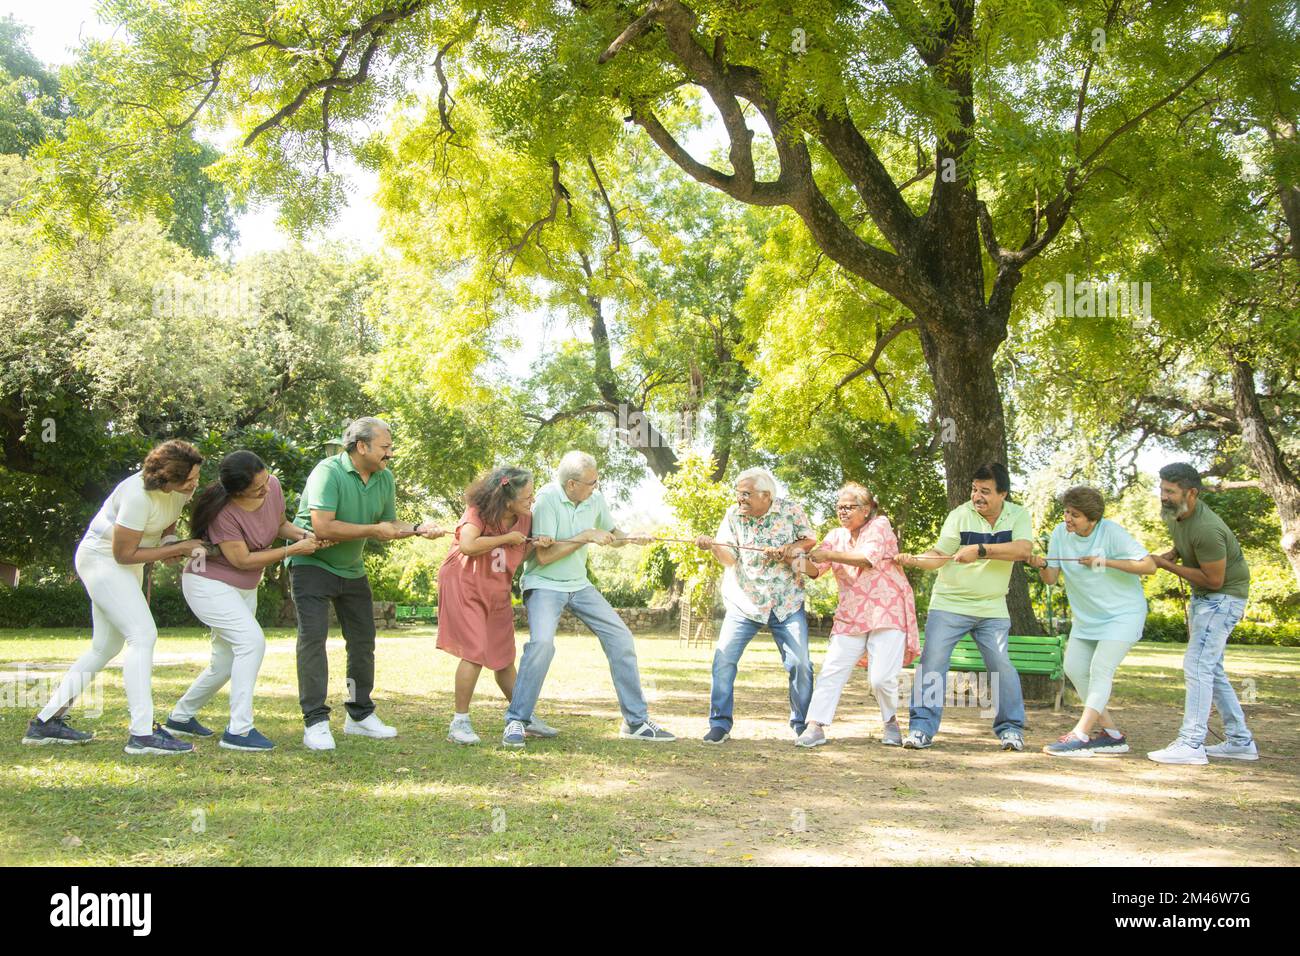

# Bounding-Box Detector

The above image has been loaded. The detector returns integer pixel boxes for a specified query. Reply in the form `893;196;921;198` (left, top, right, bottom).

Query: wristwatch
977;543;987;559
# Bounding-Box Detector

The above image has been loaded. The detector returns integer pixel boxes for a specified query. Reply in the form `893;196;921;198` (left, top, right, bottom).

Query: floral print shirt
816;517;920;665
716;497;816;623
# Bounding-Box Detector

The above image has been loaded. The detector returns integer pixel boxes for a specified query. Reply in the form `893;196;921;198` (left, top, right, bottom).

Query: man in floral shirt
695;468;817;743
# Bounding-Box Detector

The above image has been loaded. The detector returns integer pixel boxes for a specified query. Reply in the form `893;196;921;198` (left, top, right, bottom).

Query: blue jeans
907;608;1025;738
1179;593;1253;747
710;605;812;733
505;586;648;728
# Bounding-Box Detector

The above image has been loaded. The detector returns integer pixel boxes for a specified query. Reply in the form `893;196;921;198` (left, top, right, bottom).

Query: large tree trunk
1230;355;1300;586
920;322;1041;634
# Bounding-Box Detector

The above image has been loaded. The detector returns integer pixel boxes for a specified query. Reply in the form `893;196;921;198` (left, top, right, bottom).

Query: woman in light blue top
1029;486;1156;757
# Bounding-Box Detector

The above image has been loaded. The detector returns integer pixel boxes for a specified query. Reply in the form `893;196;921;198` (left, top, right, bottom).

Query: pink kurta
815;516;921;667
436;506;531;670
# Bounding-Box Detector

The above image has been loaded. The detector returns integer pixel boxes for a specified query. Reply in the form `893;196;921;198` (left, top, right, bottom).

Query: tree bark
1229;355;1300;586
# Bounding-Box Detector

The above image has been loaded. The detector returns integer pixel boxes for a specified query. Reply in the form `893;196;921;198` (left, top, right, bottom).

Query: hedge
0;582;285;629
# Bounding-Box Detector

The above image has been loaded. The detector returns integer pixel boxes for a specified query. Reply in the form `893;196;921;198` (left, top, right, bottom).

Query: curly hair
465;466;534;530
1060;485;1105;522
141;440;204;491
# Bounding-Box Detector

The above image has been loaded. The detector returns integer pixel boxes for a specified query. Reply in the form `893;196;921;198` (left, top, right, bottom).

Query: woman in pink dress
797;482;920;748
437;467;553;745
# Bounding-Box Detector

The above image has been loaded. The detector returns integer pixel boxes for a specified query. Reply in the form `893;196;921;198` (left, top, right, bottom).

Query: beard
1160;499;1187;519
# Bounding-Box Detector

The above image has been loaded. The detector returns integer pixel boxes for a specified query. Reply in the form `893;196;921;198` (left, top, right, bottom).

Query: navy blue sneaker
1087;731;1130;756
219;727;275;752
1043;731;1094;758
22;716;94;745
124;728;194;756
165;715;214;738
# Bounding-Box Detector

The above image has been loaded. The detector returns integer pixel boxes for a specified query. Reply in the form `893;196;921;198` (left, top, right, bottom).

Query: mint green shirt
928;500;1034;619
290;453;396;579
519;482;615;593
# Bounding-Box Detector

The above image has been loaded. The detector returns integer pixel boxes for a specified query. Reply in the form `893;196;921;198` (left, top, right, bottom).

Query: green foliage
661;452;732;607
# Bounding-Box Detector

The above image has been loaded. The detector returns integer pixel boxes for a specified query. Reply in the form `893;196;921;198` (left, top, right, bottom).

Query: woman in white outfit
165;451;323;752
797;483;921;748
24;440;205;755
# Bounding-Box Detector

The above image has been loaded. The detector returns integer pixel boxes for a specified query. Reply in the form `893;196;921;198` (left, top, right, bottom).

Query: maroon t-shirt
185;474;286;590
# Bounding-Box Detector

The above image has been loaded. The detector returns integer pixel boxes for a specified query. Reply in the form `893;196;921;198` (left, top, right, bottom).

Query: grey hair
343;416;392;452
557;450;598;486
735;467;777;497
1158;462;1203;491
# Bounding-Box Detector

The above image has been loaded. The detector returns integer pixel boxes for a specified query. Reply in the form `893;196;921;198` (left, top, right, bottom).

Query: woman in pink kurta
797;483;920;748
437;467;552;745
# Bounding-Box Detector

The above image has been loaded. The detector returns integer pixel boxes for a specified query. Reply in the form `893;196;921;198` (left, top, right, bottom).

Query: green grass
2;627;1298;866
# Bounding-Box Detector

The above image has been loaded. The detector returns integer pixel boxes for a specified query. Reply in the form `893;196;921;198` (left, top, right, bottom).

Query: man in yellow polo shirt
898;463;1033;751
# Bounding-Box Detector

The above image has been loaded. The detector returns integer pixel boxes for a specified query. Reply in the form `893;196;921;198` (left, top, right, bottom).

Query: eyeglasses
835;504;860;512
736;490;769;501
572;477;599;488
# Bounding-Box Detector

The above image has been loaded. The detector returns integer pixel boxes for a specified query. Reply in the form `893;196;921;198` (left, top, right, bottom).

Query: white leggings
172;574;265;735
808;628;907;726
40;546;159;737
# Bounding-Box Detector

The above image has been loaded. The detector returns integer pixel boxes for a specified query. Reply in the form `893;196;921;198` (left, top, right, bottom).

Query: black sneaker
124;724;194;756
620;719;676;742
702;726;730;744
164;715;214;738
22;716;94;745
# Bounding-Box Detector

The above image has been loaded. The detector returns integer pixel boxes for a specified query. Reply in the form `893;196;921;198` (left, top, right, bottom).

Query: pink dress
816;516;920;668
436;506;532;670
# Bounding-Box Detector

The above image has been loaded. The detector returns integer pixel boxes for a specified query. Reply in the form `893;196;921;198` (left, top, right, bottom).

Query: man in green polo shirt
897;462;1033;751
290;416;445;751
1147;462;1257;765
502;450;676;747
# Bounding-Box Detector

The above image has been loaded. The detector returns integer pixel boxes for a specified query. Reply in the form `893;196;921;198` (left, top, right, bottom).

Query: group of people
21;417;1260;768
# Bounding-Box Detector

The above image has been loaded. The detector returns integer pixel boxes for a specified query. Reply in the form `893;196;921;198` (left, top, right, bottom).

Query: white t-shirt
80;472;191;557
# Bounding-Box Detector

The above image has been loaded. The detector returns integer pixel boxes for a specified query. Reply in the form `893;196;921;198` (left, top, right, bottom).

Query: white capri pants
808;628;907;726
40;545;159;737
172;574;266;736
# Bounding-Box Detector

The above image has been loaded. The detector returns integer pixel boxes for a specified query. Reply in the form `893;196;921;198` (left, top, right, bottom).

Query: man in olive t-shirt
290;417;444;751
1148;462;1257;765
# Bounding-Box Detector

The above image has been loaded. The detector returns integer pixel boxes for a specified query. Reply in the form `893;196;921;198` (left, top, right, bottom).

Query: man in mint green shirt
503;450;676;747
897;462;1033;751
290;417;444;751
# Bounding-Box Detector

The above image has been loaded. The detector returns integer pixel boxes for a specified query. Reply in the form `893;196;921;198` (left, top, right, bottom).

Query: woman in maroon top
167;451;324;751
438;467;552;744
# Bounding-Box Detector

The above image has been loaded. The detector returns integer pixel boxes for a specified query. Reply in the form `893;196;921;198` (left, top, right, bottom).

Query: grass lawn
1;626;1297;866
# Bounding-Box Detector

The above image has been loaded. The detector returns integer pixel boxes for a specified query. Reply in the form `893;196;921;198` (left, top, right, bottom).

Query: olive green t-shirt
289;453;397;579
1164;500;1250;599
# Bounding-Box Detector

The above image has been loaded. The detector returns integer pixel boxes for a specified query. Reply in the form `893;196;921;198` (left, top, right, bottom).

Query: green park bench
905;631;1068;712
395;604;437;623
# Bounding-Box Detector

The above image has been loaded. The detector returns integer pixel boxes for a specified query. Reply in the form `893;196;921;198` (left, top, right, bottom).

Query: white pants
172;574;265;735
807;628;907;726
40;546;158;736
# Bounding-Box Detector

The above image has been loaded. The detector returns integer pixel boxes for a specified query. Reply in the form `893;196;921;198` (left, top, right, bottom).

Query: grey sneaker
1205;739;1259;761
525;715;559;738
620;719;675;741
881;720;903;746
795;724;827;748
999;730;1025;752
502;719;526;748
902;730;932;749
448;716;481;746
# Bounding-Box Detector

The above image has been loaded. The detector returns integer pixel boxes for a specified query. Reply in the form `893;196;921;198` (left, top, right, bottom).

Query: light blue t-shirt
519;483;616;593
1048;518;1149;641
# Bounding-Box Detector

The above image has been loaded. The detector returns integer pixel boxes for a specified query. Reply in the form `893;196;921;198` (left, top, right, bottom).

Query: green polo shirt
520;482;615;593
928;499;1034;619
289;453;396;579
1165;500;1250;599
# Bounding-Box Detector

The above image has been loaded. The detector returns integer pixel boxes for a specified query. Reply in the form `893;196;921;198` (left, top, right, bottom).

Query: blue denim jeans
709;604;812;733
1179;593;1253;747
505;586;648;728
907;608;1025;738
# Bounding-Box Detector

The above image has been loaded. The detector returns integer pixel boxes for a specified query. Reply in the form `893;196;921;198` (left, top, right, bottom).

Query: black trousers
291;564;376;727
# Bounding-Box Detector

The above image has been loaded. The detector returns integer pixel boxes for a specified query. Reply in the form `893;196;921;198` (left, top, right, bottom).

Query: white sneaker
344;713;398;738
1147;740;1208;765
303;722;336;751
447;717;481;746
525;715;560;738
1206;739;1259;761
